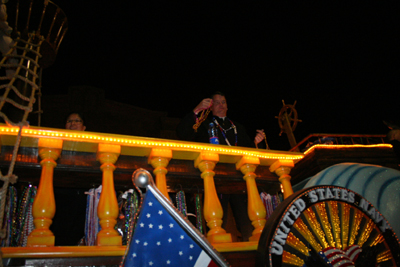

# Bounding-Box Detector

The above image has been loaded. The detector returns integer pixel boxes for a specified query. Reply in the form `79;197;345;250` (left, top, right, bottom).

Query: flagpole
132;169;230;267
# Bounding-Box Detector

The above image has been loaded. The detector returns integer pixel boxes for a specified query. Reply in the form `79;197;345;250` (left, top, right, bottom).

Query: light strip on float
303;144;393;155
0;126;304;161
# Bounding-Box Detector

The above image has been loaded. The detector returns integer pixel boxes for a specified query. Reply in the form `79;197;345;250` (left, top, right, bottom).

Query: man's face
65;113;86;131
211;94;228;117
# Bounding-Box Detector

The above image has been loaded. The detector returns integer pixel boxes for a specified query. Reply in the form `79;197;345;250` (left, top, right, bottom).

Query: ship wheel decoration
256;185;400;267
275;100;302;136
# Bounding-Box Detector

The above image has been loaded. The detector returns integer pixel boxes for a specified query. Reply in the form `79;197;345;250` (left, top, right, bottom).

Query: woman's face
65;113;86;131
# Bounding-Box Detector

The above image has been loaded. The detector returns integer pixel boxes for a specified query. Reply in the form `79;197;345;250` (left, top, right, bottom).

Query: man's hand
193;98;213;114
254;129;265;144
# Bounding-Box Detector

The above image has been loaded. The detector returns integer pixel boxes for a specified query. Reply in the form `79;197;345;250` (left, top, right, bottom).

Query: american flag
122;185;228;267
344;245;361;262
318;245;361;267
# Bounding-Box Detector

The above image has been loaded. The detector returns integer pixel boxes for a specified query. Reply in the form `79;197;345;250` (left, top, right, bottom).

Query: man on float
176;91;266;241
177;91;265;147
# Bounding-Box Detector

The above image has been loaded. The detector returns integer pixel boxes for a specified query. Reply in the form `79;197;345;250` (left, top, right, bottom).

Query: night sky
39;0;399;150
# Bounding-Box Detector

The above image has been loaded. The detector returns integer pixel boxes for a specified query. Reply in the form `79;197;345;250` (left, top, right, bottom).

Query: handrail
0;124;304;165
290;133;387;152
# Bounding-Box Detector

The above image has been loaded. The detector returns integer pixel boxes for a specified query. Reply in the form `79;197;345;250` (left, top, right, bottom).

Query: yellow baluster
96;144;122;246
270;160;294;199
148;148;172;201
195;152;232;244
27;138;63;247
236;156;266;241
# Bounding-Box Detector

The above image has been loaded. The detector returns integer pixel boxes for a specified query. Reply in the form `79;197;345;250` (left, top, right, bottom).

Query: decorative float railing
0;123;305;265
290;133;388;152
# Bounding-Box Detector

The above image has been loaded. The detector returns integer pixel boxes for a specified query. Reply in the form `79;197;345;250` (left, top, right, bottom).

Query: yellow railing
290;133;388;152
0;124;304;258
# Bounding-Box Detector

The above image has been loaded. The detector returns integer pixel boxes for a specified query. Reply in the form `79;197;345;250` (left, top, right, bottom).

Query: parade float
0;0;399;266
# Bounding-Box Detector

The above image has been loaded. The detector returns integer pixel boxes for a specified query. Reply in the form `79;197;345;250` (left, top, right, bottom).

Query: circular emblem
257;186;400;266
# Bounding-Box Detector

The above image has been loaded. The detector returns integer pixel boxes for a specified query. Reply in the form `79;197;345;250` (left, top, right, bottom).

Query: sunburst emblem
257;186;400;267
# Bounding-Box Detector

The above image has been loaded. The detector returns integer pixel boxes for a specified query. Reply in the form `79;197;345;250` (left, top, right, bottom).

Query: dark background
38;0;400;150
